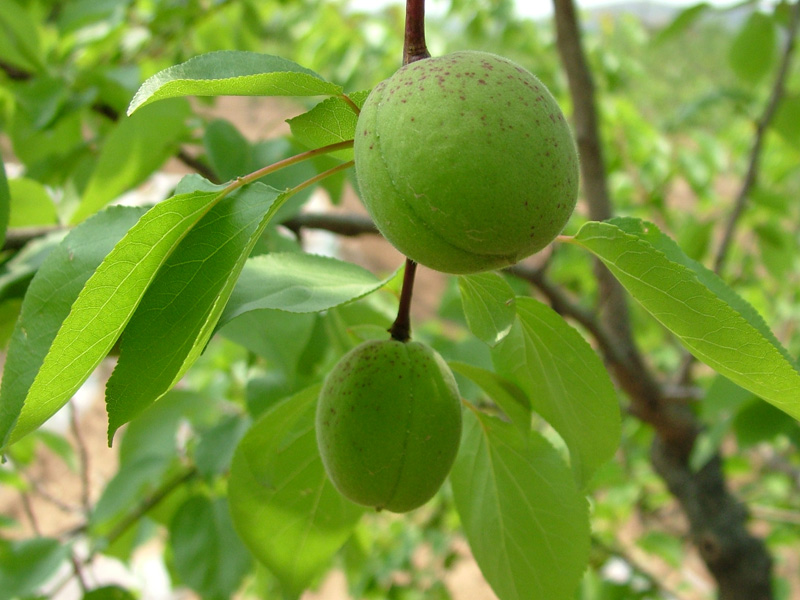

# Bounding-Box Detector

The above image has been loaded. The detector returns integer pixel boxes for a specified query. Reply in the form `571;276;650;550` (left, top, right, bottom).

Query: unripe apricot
316;339;462;513
354;51;579;274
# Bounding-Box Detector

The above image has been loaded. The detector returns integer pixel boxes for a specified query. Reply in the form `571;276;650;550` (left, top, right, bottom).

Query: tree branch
713;0;800;274
551;2;775;598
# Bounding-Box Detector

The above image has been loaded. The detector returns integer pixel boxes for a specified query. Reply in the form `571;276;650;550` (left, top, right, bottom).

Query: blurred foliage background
0;0;799;599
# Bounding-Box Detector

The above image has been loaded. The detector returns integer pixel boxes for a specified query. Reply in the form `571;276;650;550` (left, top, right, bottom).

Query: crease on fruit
379;342;415;511
369;107;516;269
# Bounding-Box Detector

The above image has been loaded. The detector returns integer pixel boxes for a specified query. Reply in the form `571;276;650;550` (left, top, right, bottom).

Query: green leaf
219;253;394;327
220;310;317;384
458;273;516;347
450;407;590;600
7;177;58;227
0;0;43;73
0;537;70;600
492;297;621;488
194;414;250;478
105;184;280;442
170;495;252;599
728;12;776;84
572;218;800;421
228;386;365;595
654;3;710;44
128;51;343;115
82;586;137;600
448;361;531;435
203;119;254;182
72;99;191;224
0;161;9;249
286;91;368;159
0;206;145;450
0;231;66;303
773;93;800;151
1;190;222;449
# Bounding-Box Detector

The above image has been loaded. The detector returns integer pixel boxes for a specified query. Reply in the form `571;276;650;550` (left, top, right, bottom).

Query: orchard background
1;1;800;599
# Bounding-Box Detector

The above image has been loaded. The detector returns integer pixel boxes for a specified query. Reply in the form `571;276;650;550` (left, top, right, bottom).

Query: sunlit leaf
287;90;368;159
0;206;146;450
2;190;222;449
450;407;590;600
128;51;343;114
105;183;280;442
573;217;800;421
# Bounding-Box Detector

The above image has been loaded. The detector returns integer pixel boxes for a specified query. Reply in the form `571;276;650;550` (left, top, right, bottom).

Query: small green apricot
354;51;579;274
316;339;462;513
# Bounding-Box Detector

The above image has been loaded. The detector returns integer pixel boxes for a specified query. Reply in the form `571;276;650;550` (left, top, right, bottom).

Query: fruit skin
354;51;579;274
316;339;462;513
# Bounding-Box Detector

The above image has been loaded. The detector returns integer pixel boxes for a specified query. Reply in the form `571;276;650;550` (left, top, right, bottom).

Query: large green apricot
316;339;462;513
354;51;579;274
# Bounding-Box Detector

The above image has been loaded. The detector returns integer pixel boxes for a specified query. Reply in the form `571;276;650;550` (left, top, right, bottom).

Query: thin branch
281;212;377;237
69;402;92;514
713;0;800;274
104;466;197;546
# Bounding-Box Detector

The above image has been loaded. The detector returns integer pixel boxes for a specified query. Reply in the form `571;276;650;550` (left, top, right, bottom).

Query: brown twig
69;402;92;514
104;466;197;546
403;0;431;65
713;0;800;274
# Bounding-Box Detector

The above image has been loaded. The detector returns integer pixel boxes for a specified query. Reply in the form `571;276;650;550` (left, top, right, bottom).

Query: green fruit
316;339;462;513
354;50;579;274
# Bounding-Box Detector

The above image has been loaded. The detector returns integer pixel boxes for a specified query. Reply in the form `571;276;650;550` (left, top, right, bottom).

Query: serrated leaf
218;253;394;327
728;11;776;84
128;51;343;115
458;272;516;347
228;386;365;595
572;218;800;421
449;361;531;435
105;183;280;442
170;495;252;599
286;91;368;159
2;190;223;449
71;99;191;224
0;206;146;450
493;297;621;488
450;407;590;600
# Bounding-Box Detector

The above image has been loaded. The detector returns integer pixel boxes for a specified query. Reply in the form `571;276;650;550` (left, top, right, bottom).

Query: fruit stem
403;0;430;65
389;258;418;342
224;139;354;194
